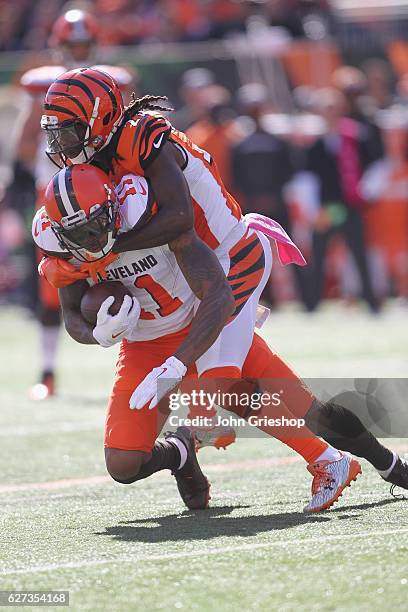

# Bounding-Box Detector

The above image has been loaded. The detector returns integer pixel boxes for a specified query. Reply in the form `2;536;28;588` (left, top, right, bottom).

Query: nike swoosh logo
153;133;164;149
112;329;126;339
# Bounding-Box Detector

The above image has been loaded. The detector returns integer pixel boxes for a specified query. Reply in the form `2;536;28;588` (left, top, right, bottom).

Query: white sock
40;325;60;373
316;445;343;463
377;452;398;479
168;436;187;469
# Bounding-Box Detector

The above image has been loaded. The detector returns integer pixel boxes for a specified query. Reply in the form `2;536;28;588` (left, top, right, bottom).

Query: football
80;281;132;325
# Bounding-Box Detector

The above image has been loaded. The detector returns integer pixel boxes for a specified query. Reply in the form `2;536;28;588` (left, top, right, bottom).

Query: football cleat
28;370;55;401
193;423;236;451
303;452;362;513
383;456;408;496
165;426;211;510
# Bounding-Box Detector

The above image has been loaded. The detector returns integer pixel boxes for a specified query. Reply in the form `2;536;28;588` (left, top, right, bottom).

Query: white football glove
129;356;187;410
92;295;141;348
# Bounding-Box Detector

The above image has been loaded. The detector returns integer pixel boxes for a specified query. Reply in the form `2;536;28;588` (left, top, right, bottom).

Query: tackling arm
59;280;98;345
112;142;194;252
169;230;235;367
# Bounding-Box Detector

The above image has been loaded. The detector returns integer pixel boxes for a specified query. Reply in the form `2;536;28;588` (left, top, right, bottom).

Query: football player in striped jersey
35;161;367;513
40;68;408;504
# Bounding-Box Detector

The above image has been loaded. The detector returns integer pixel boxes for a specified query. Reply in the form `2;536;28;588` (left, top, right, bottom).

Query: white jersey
32;174;196;340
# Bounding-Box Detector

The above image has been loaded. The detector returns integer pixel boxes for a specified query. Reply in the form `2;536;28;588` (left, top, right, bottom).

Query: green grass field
1;302;408;611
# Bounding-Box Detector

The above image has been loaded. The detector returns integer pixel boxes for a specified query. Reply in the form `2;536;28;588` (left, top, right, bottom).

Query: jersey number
134;274;182;320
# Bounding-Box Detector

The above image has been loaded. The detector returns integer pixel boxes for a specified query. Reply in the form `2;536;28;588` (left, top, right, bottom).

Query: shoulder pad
116;114;172;175
32;206;67;255
115;174;156;231
20;66;67;94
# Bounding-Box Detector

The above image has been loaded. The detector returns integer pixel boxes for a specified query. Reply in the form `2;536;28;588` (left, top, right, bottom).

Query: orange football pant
189;333;328;464
105;325;197;452
106;326;328;463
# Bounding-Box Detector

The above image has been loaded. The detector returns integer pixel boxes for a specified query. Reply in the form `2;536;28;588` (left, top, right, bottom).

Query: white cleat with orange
193;424;236;451
303;452;362;513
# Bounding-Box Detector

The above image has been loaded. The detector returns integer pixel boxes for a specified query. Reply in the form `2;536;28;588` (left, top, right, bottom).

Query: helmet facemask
43;69;125;168
41;116;99;169
51;188;120;263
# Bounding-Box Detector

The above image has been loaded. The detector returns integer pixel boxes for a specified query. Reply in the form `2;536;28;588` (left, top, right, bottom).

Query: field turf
1;302;408;611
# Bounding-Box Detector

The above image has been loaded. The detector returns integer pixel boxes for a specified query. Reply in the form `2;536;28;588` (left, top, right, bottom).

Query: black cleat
384;456;408;497
165;426;211;510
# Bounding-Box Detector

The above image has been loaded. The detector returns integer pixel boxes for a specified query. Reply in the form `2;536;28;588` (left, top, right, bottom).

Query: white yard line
0;422;101;437
2;527;408;576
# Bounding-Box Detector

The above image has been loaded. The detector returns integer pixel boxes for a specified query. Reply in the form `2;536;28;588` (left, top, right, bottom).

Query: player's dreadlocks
123;93;173;120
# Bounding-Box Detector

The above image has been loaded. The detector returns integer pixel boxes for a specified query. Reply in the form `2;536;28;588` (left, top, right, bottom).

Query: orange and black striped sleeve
116;114;172;175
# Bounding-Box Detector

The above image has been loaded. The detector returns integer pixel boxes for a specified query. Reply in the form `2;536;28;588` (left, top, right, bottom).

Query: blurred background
0;0;407;395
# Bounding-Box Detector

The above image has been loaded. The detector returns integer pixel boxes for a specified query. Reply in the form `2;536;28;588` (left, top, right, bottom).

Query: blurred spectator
362;58;395;111
360;106;408;299
231;82;309;307
232;83;291;217
304;87;380;312
293;85;318;113
205;0;247;39
0;0;32;51
160;0;210;42
171;68;215;132
0;0;336;50
186;85;242;193
332;65;384;161
396;73;408;106
96;0;162;46
0;0;248;50
48;7;99;67
265;0;333;39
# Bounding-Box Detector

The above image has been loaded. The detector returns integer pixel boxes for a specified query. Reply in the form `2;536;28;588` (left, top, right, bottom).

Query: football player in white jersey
33;164;367;513
36;67;408;505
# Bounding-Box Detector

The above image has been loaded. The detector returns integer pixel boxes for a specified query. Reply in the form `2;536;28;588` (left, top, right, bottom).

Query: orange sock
241;333;330;464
